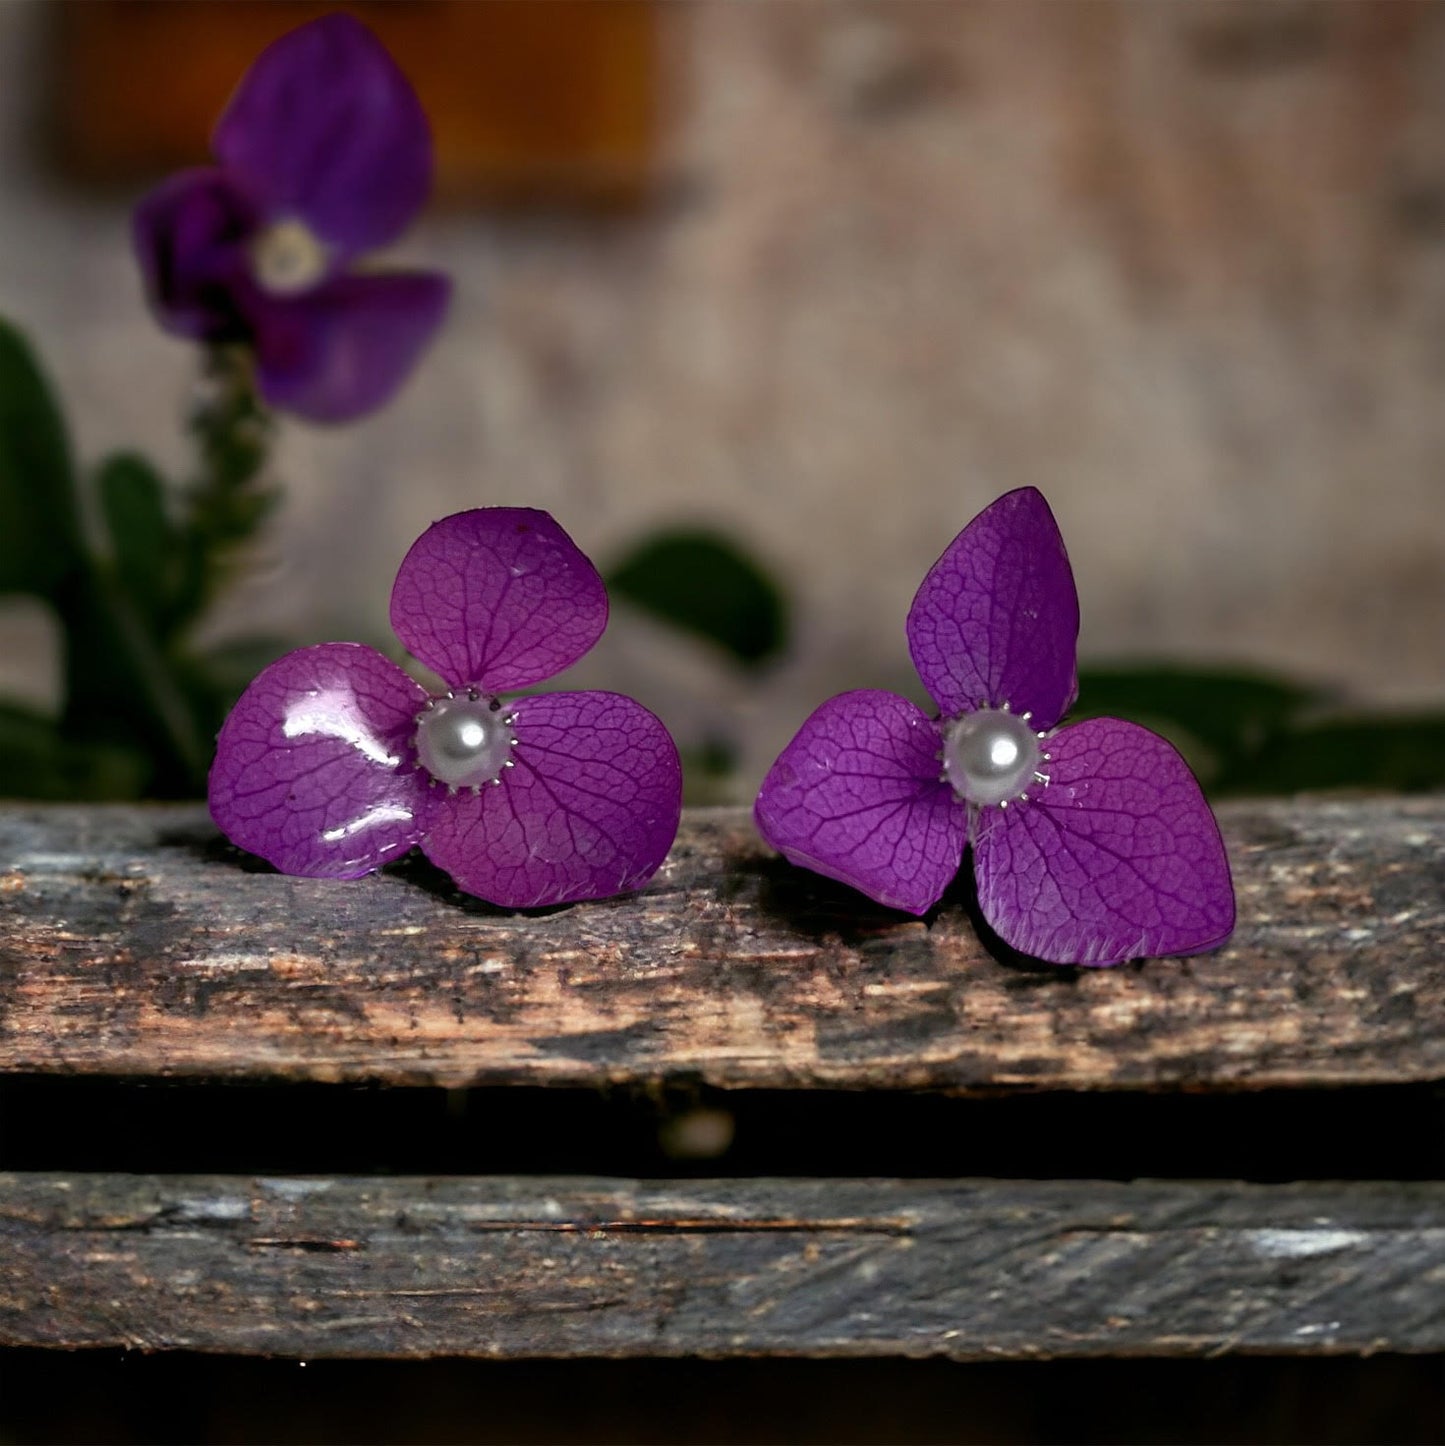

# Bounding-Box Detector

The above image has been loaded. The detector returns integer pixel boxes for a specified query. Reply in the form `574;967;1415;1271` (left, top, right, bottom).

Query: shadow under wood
3;1352;1441;1446
3;1076;1440;1182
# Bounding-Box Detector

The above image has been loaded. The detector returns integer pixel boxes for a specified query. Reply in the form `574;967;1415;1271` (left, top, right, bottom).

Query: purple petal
754;690;967;916
246;270;450;423
212;13;432;255
209;642;429;879
390;509;608;693
972;717;1235;966
132;168;255;342
907;487;1080;729
418;691;681;908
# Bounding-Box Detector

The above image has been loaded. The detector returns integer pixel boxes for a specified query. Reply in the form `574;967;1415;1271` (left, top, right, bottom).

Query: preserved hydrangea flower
754;488;1235;966
209;509;682;908
133;14;450;422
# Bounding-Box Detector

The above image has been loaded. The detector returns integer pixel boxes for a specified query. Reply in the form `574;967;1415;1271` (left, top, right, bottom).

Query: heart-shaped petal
390;509;608;693
418;690;681;908
212;13;432;256
209;642;429;878
754;689;967;915
907;487;1079;729
246;269;450;423
132;168;254;342
972;716;1235;965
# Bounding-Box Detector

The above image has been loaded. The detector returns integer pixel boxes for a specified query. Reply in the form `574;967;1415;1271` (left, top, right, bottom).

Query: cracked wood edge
0;797;1442;1090
2;1172;1442;1359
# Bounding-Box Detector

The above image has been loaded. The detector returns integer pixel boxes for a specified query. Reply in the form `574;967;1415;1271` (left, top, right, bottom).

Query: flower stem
53;346;283;796
172;345;279;633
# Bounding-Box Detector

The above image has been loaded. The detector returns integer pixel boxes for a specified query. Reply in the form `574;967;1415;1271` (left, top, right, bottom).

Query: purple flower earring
132;13;449;422
754;488;1235;966
209;509;682;908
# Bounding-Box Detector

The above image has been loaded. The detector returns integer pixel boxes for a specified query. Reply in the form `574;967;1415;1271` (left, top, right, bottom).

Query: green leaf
97;452;179;629
608;531;789;667
1074;665;1324;762
53;565;209;798
1214;715;1445;796
199;636;291;693
0;317;84;597
679;737;741;808
0;702;150;801
176;635;291;739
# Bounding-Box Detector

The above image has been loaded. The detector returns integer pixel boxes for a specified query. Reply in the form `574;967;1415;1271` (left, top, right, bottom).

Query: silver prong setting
413;687;518;791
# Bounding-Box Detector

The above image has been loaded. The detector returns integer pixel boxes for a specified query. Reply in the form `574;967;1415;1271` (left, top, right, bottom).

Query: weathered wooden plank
0;798;1441;1090
2;1173;1441;1359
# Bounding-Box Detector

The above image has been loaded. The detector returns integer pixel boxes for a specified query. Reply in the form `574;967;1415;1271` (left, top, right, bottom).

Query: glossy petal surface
907;487;1080;729
132;168;253;341
390;509;608;692
972;717;1235;966
419;691;681;908
246;270;450;423
754;690;967;915
209;642;428;878
212;13;432;254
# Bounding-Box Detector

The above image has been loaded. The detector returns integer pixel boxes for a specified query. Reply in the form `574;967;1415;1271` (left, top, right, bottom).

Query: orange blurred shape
53;1;659;206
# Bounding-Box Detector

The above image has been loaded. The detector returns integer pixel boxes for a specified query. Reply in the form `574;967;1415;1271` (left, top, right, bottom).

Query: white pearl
250;218;330;296
942;708;1041;807
415;695;514;788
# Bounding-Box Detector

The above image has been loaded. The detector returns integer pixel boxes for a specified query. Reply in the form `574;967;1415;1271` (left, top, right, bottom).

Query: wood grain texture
3;1172;1442;1359
0;798;1441;1091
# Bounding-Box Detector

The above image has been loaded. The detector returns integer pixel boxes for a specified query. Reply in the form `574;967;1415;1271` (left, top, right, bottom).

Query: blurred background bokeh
1;0;1441;802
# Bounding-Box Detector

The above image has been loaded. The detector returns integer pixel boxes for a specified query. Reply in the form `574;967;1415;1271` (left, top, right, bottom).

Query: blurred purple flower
754;488;1235;966
133;13;450;422
209;509;682;907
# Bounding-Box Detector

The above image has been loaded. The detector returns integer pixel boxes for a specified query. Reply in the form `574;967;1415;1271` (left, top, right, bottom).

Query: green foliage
0;703;148;801
1076;663;1445;798
1075;665;1323;759
0;317;84;598
609;531;788;667
1216;716;1445;796
97;452;182;631
197;636;291;697
679;737;741;808
0;319;280;801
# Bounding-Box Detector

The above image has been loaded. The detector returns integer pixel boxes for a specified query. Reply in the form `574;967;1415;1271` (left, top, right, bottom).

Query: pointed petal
248;270;450;423
212;13;432;254
209;642;428;879
972;717;1235;966
132;168;254;341
390;509;608;693
419;691;681;908
754;689;966;915
907;487;1080;729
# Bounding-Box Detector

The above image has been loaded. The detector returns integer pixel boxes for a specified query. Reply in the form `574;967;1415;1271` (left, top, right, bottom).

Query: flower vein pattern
755;488;1234;966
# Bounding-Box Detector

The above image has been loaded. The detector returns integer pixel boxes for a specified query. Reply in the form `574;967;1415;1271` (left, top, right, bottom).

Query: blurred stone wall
0;1;1442;786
